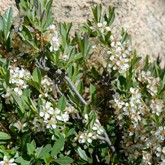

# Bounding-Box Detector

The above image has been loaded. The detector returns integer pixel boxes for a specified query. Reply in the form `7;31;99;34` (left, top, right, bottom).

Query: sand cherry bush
0;1;164;164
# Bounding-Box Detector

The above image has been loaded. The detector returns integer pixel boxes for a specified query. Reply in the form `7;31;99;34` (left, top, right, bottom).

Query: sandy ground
0;0;165;65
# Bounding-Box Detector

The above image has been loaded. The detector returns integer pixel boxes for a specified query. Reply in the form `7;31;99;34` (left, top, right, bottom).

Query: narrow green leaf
0;131;11;140
77;147;88;161
66;53;82;67
57;95;66;112
90;84;96;95
77;147;92;163
15;157;31;165
0;16;3;32
46;0;53;15
108;6;115;25
3;8;13;40
55;156;73;165
83;36;91;58
32;67;42;85
92;4;102;22
42;16;53;31
0;67;6;77
12;94;25;113
77;81;83;95
51;136;65;156
27;79;41;92
40;10;47;29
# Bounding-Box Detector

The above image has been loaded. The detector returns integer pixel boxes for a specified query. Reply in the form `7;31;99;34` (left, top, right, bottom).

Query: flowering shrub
0;1;164;164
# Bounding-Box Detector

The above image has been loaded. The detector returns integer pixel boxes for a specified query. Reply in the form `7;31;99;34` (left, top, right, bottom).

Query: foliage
0;1;164;164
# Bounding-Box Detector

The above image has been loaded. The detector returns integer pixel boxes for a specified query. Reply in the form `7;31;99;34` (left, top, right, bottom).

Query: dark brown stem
0;122;11;135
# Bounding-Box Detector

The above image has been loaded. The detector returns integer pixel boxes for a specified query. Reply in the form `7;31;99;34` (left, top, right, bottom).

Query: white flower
109;55;114;61
142;151;152;165
97;22;102;28
12;120;27;132
47;107;54;115
49;46;53;52
49;24;55;30
88;132;93;137
0;156;16;165
56;112;69;122
106;26;111;31
44;113;50;120
44;117;56;129
2;87;12;98
45;102;51;109
39;111;45;117
14;87;23;95
87;138;92;143
103;21;107;26
84;114;88;120
47;24;60;52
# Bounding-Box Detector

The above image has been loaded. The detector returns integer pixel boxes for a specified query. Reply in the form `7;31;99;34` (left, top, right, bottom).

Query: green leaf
0;67;6;77
76;34;91;58
0;131;11;140
27;140;36;156
92;4;102;23
66;53;82;68
12;93;25;113
32;67;42;85
57;95;67;112
51;136;65;156
90;84;96;95
3;8;13;40
35;146;43;159
15;157;31;165
77;147;93;163
77;147;88;161
26;97;37;112
77;81;83;95
0;16;3;32
27;79;41;92
36;144;52;159
46;0;53;15
121;30;130;43
55;156;73;165
40;10;47;29
108;6;115;25
84;36;91;58
42;16;53;31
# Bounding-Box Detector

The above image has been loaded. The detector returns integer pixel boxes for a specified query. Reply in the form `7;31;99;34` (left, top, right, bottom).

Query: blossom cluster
75;114;104;144
12;15;36;56
39;75;54;98
90;21;111;34
89;21;132;76
31;99;76;132
136;70;160;96
44;24;60;52
76;131;96;144
107;34;132;75
111;83;165;164
2;65;30;103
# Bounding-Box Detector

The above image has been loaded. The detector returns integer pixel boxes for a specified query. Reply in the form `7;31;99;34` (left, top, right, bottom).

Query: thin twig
55;69;87;106
97;134;115;153
103;132;116;153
